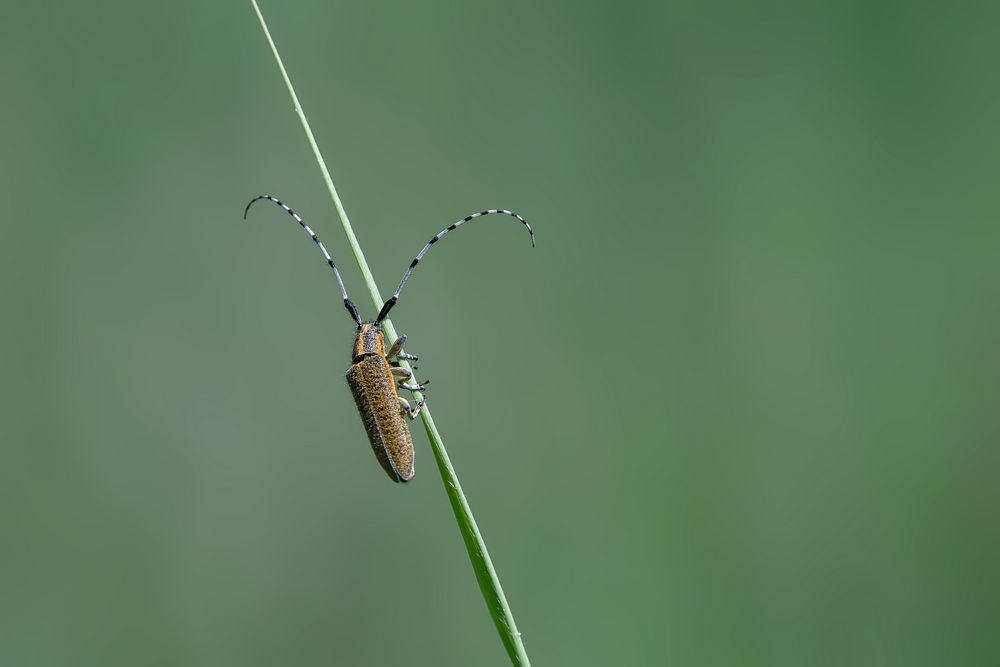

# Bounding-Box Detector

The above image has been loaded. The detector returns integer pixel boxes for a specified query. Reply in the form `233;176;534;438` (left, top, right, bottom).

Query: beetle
244;195;534;482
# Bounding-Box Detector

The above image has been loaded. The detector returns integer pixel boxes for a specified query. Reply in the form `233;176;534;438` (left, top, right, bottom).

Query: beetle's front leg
386;334;419;362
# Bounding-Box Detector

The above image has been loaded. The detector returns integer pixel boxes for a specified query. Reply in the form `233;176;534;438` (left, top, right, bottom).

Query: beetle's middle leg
390;365;429;392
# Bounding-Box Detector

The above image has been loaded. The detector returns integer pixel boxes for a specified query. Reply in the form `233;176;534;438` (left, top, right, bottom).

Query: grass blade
250;2;531;664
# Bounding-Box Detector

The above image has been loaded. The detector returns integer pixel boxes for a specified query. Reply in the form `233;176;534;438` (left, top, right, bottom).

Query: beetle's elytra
245;195;534;482
347;323;416;481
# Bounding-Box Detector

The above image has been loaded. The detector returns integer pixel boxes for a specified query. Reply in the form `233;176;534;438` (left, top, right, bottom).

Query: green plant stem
250;2;530;665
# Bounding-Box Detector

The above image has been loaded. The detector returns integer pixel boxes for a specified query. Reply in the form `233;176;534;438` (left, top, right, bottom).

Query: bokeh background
3;1;999;665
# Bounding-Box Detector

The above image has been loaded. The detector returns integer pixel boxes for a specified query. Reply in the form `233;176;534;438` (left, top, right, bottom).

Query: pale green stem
250;2;530;665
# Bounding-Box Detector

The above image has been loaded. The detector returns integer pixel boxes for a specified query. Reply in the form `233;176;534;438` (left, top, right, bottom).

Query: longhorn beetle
244;195;534;482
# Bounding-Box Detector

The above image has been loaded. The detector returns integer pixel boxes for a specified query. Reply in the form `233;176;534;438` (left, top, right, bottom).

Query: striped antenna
244;195;362;326
375;209;534;324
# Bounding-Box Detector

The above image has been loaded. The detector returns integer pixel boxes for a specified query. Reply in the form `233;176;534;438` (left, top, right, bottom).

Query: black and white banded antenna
375;209;534;324
244;195;363;326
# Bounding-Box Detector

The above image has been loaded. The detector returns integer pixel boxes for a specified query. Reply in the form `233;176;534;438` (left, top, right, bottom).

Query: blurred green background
3;1;999;665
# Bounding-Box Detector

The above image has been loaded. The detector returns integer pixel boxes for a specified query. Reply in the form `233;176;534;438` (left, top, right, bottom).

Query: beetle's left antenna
244;195;363;326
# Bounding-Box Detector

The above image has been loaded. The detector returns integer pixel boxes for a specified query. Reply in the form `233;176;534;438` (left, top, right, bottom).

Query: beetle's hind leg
386;334;419;362
397;395;425;419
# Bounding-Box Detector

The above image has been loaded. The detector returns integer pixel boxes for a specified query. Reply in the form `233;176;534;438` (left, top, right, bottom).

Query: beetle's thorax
353;323;385;361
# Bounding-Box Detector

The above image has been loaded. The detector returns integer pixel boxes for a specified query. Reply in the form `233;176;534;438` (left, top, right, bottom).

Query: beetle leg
399;379;430;392
387;334;420;362
397;396;425;419
389;343;424;387
385;335;405;358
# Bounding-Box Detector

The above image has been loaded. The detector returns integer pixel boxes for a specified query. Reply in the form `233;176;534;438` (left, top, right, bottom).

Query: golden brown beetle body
245;194;533;483
346;324;415;482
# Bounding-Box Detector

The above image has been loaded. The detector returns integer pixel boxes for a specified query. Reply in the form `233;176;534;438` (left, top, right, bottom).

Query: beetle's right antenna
245;195;363;327
375;209;534;324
